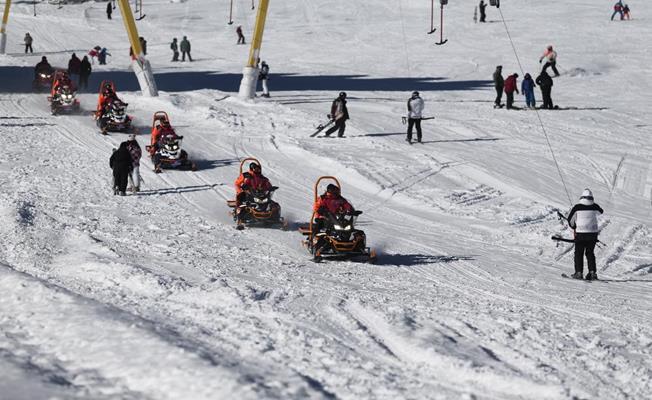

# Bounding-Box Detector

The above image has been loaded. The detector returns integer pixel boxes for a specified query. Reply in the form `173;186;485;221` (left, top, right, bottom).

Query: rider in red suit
234;162;272;204
313;184;354;219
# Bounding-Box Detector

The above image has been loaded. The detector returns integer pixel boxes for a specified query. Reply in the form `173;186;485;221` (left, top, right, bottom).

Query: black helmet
339;91;347;99
326;183;339;194
41;56;47;62
249;162;261;171
412;91;419;97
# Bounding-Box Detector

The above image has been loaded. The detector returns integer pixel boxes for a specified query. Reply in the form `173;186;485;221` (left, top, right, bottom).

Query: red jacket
504;75;518;93
313;193;354;218
234;172;272;194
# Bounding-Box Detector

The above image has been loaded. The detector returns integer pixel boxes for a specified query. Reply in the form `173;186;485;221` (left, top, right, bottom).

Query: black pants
505;91;515;109
325;119;346;137
542;61;559;76
541;86;553;109
574;233;598;274
181;51;192;61
25;44;33;53
238;35;245;44
407;118;422;142
494;86;503;106
172;51;179;61
79;74;89;89
479;11;486;22
107;13;112;19
113;169;130;193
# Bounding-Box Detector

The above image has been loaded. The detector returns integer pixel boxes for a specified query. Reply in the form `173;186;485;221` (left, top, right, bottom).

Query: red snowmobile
95;80;133;133
145;111;196;172
48;71;80;115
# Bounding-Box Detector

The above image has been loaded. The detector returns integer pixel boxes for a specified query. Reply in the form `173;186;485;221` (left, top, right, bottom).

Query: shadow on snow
375;253;475;266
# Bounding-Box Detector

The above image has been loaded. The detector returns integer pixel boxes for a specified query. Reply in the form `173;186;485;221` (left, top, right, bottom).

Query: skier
539;45;560;77
324;92;349;137
88;46;101;64
98;48;111;65
479;0;487;23
611;1;624;20
236;25;246;44
34;56;53;79
312;184;355;248
67;53;81;83
521;73;536;109
110;142;133;196
564;189;604;280
623;4;631;19
180;36;192;62
79;56;92;90
493;65;504;108
535;70;554;109
170;38;179;61
406;91;424;144
234;162;273;222
126;134;142;193
259;61;270;98
504;73;519;110
106;1;112;20
24;33;33;53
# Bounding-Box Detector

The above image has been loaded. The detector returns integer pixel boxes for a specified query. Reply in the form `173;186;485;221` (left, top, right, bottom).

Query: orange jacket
151;125;176;146
234;172;272;195
313;193;354;218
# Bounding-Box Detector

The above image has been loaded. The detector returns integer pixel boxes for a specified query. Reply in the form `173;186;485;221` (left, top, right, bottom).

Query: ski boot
571;272;583;280
585;272;598;281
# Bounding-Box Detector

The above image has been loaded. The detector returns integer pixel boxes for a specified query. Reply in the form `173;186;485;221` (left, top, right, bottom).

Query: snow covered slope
0;0;650;399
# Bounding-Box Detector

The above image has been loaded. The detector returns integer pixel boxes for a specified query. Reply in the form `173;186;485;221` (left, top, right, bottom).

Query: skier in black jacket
325;92;349;137
110;142;133;196
565;189;604;280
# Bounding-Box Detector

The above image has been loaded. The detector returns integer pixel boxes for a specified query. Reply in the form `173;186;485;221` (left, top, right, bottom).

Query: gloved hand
317;206;327;215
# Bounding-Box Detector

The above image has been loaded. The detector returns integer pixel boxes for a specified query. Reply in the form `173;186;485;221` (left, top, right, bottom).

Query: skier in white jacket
566;188;604;280
406;91;425;144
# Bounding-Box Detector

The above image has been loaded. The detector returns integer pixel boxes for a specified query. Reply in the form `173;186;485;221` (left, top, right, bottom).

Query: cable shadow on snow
136;183;220;196
0;66;493;94
375;254;475;267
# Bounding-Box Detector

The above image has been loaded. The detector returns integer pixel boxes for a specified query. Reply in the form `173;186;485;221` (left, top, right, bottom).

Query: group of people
611;1;632;21
493;45;559;110
170;37;192;62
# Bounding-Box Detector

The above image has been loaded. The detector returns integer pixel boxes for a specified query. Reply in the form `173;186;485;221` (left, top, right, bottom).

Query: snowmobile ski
310;119;335;137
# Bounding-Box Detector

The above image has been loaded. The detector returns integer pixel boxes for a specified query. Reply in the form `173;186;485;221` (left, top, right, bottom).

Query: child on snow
521;73;536;109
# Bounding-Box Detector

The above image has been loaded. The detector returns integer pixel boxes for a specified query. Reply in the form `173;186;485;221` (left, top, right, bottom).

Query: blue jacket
521;77;536;93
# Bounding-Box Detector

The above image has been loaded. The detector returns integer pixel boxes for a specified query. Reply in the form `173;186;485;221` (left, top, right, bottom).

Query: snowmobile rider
150;118;177;155
34;56;54;79
234;162;273;207
96;83;123;118
51;72;76;97
313;184;354;234
565;189;604;281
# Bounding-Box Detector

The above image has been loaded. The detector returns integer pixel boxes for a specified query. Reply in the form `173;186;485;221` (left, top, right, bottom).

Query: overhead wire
497;7;573;206
397;0;412;77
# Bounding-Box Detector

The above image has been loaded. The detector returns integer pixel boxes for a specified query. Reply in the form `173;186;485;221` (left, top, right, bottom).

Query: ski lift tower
238;0;270;99
116;0;157;96
0;0;11;54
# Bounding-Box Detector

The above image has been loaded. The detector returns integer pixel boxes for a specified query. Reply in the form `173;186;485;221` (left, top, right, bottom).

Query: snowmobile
226;158;286;230
96;99;132;133
49;72;80;115
299;176;376;263
145;112;196;172
32;71;54;92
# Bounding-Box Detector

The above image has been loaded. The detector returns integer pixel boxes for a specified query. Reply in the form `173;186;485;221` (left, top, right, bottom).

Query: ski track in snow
1;1;651;399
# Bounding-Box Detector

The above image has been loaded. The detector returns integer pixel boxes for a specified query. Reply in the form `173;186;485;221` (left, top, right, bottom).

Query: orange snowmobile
145;111;196;172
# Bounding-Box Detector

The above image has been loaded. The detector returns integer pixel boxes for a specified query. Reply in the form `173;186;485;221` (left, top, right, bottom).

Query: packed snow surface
0;0;651;399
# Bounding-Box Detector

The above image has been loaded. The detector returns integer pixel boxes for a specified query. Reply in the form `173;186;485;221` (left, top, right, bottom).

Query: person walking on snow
110;142;133;196
563;189;604;280
236;25;246;44
170;38;179;61
479;1;487;23
259;61;270;98
406;91;424;144
539;45;560;77
126;134;142;193
623;4;631;19
67;53;81;83
180;36;192;62
79;56;92;90
611;1;624;20
24;33;33;53
535;70;554;109
521;73;536;109
98;48;111;65
493;65;504;108
106;1;112;19
504;73;519;109
324;92;349;137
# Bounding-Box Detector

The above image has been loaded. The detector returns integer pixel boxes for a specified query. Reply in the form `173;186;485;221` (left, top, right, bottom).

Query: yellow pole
0;0;11;54
116;0;142;56
246;0;269;67
239;0;270;98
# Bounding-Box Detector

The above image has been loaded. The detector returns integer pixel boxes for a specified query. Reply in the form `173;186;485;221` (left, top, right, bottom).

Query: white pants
262;79;269;95
128;165;140;189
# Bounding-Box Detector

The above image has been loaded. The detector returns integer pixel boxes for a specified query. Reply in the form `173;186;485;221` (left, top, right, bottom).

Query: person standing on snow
504;73;519;109
139;37;147;55
623;4;631;19
493;65;504;108
479;1;487;23
126;134;142;193
324;92;349;137
79;56;92;90
535;70;554;109
258;61;270;98
170;38;179;61
611;1;624;20
24;33;33;53
539;45;560;77
106;1;112;20
110;142;133;196
406;91;424;144
67;53;81;83
563;189;604;280
180;36;192;62
236;25;246;44
98;48;111;65
521;73;536;109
